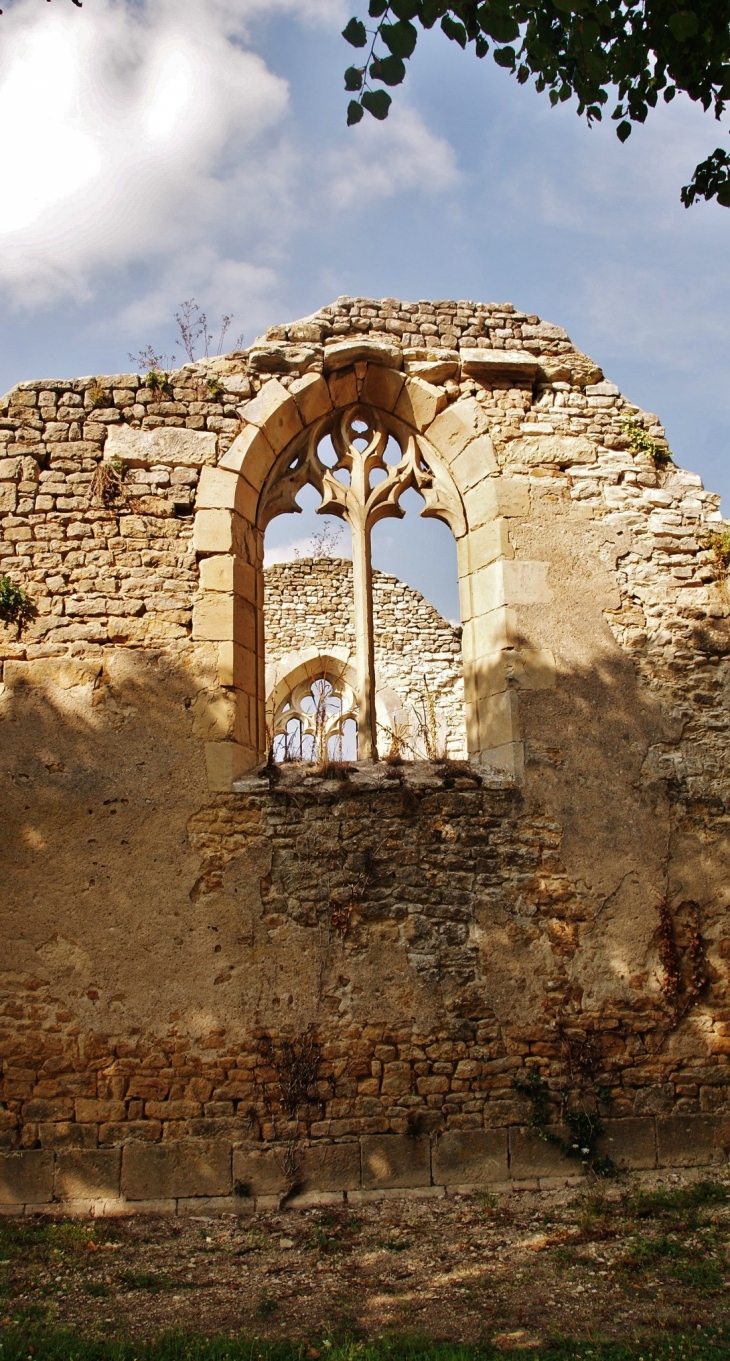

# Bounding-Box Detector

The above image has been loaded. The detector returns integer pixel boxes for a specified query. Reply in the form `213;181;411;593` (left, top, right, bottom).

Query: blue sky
1;0;728;620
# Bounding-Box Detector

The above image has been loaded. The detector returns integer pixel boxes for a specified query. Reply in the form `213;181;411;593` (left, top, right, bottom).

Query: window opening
259;402;467;764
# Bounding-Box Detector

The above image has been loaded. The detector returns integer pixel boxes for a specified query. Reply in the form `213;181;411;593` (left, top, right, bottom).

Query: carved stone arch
193;358;540;790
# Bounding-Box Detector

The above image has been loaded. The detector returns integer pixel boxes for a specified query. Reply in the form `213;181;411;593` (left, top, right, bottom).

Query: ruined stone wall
264;558;466;758
2;296;730;1212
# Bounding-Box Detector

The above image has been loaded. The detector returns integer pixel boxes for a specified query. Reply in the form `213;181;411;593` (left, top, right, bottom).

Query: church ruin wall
2;297;730;1212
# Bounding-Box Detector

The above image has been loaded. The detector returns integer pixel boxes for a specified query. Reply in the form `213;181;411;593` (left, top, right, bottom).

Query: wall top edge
0;297;600;407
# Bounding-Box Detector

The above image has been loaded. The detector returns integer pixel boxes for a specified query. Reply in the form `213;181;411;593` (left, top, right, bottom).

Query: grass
1;1328;730;1361
120;1271;171;1293
0;1220;93;1259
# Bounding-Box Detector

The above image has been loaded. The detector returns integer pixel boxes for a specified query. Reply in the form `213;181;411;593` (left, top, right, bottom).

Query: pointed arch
193;352;538;790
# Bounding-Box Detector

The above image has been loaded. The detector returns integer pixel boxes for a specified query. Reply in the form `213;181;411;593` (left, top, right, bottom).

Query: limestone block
657;1116;727;1167
463;476;530;529
470;559;552;616
360;1135;431;1189
121;1139;232;1200
199;555;257;600
471;647;555;698
394;376;447;431
298;1143;361;1192
3;658;101;690
477;689;521;748
463;606;518;656
219;425;275;490
508;1127;578;1179
328;368;358;409
191;692;236;741
403;352;459;384
192;594;232;643
196;465;257;521
289;373;333;425
360;365;405;413
594;1119;656;1171
450;435;498;490
55;1150;121;1200
460;348;539;380
323;338;402;372
480;739;524;778
105;424;217;468
513;648;556;690
505;434;596;466
239;379;302;455
194;509;247;556
217;642;257;692
0;483;17;512
205;740;258;791
0;1151;54;1204
233;1145;287;1195
426;397;491;460
432;1130;508;1186
460;519;514;576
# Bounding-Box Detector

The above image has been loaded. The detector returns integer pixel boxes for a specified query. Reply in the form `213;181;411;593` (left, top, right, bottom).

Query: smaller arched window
271;668;358;764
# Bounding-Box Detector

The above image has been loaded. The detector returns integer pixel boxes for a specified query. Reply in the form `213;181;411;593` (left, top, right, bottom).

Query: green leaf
493;43;516;66
342;17;368;46
390;0;419;17
664;85;676;101
381;17;418;55
362;87;393;117
345;65;365;89
370;53;407;83
420;0;446;24
347;99;365;124
668;9;698;39
368;0;388;13
616;119;632;140
479;11;519;41
475;34;489;55
441;13;467;45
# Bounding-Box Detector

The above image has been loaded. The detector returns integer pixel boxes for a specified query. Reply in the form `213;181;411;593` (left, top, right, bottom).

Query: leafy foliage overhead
343;0;730;207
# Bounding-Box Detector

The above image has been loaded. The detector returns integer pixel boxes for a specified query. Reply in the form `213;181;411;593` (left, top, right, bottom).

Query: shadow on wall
0;629;728;1065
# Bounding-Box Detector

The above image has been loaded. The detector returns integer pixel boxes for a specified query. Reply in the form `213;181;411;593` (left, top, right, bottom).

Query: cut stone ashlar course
2;1116;730;1212
1;296;729;1206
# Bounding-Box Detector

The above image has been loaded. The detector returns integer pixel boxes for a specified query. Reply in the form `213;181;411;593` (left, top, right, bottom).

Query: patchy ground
3;1174;730;1347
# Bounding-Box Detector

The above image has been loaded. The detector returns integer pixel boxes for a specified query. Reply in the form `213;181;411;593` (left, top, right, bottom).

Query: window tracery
271;670;357;764
259;402;465;762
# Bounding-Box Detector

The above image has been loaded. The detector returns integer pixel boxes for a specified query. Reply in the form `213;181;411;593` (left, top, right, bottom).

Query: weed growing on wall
257;1028;332;1195
622;417;673;469
86;382;109;410
514;1069;614;1176
89;456;124;507
657;899;708;1021
0;575;35;635
703;528;730;576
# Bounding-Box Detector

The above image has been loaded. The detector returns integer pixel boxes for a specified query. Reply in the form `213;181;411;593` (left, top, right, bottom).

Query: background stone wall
264;558;466;758
2;297;730;1208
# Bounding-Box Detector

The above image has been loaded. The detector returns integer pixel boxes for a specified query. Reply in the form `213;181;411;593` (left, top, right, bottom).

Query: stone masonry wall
264;558;466;758
2;297;730;1210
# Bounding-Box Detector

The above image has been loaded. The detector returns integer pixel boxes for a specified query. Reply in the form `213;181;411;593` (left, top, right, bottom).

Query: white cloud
0;0;290;306
0;0;460;344
326;105;460;211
